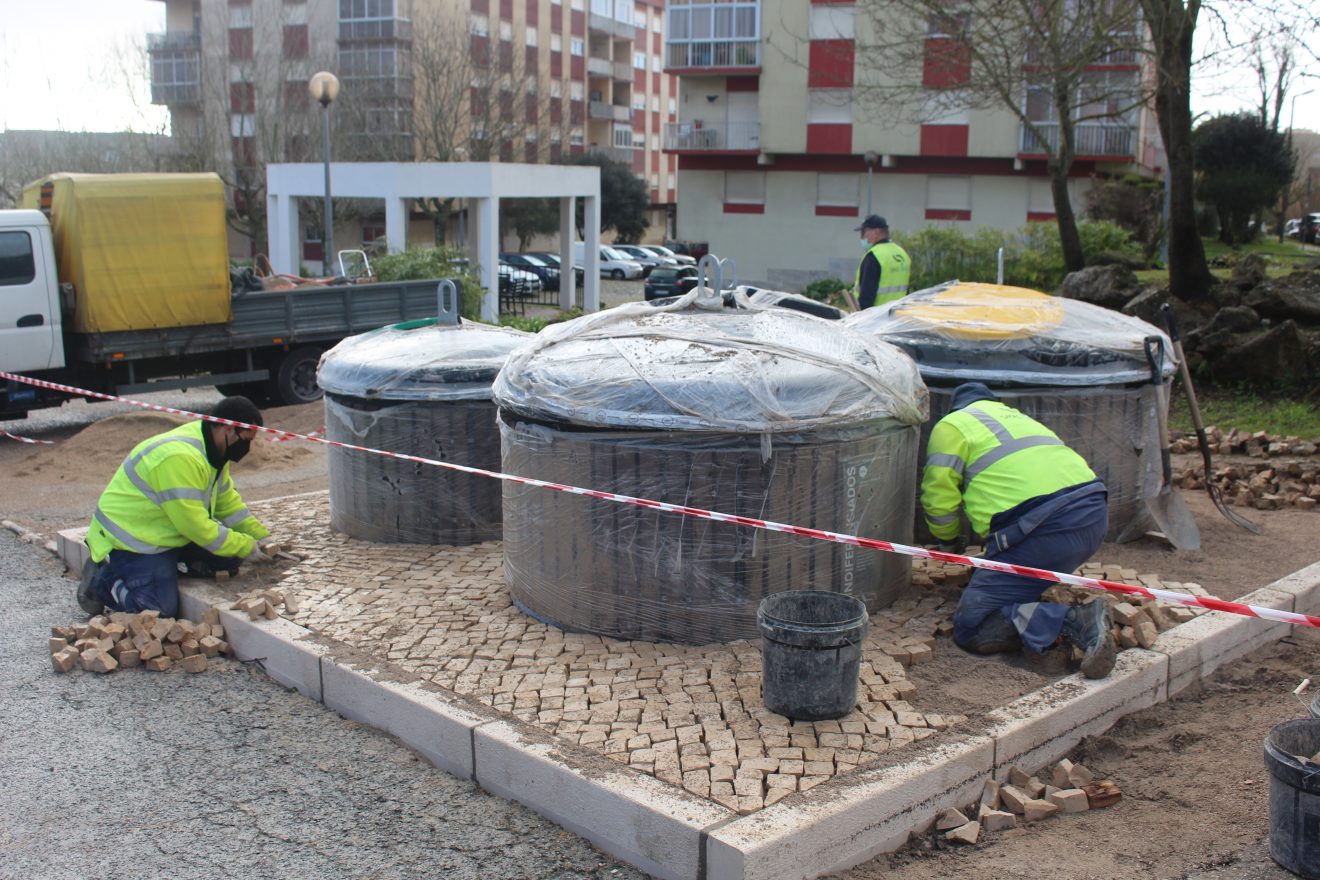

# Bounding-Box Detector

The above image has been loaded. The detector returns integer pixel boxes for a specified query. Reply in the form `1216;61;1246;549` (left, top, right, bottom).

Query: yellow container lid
889;282;1065;340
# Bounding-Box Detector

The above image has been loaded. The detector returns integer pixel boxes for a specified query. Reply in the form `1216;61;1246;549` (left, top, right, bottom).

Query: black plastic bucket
758;590;869;721
1264;718;1320;879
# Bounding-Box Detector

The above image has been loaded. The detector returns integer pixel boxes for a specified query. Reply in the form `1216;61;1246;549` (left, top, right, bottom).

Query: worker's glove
936;540;966;556
245;543;274;565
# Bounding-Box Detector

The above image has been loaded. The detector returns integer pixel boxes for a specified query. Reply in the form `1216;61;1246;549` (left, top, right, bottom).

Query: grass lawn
1134;237;1317;285
1168;387;1320;439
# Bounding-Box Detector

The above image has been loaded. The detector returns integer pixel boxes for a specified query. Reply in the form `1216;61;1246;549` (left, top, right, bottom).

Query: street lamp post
309;71;340;273
864;151;879;216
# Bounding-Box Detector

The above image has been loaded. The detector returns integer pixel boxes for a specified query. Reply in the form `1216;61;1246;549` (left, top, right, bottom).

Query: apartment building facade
662;0;1163;289
147;0;680;257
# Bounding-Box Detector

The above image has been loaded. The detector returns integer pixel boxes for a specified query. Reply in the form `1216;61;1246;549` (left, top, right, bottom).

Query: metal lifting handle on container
697;254;737;294
435;279;458;319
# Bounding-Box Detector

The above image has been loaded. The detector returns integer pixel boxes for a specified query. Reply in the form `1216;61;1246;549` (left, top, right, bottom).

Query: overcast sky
1;1;1316;135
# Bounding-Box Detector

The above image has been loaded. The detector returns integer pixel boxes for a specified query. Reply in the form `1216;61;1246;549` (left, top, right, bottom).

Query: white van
573;242;645;280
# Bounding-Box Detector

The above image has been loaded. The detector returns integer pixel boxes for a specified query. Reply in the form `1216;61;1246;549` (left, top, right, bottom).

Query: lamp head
309;71;341;107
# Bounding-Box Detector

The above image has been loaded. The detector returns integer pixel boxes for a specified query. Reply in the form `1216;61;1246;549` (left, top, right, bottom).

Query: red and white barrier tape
0;429;55;445
269;427;324;442
4;370;1315;631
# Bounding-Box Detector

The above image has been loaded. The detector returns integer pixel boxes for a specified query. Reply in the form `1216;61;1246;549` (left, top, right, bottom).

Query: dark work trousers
952;490;1109;654
91;545;240;619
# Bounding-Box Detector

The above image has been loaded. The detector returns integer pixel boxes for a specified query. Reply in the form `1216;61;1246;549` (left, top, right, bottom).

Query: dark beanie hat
949;382;998;411
211;396;264;428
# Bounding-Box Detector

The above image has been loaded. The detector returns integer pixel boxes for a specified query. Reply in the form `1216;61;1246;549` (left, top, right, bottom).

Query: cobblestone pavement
242;493;1204;816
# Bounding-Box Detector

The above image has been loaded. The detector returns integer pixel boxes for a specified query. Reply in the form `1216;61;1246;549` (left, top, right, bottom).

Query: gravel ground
0;531;644;880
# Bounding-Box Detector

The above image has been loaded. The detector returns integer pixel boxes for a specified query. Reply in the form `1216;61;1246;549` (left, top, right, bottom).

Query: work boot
76;558;105;616
1062;600;1116;679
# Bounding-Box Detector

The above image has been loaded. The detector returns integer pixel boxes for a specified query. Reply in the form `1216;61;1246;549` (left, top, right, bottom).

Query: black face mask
226;435;252;463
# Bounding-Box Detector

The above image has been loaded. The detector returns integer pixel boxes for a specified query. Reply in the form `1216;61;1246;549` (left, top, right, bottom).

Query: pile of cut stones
50;608;230;675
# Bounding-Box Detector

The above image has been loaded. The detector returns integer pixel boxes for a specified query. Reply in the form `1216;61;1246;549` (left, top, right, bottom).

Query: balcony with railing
1020;122;1135;158
147;31;200;105
665;40;759;70
613;61;632;81
587;56;612;77
663;121;759;152
589;101;633;122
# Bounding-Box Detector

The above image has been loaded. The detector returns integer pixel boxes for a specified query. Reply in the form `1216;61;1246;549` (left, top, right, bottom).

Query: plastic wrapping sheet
318;319;533;401
495;289;929;643
492;287;929;433
843;282;1173;544
741;286;847;321
844;281;1177;386
319;320;531;544
500;417;919;644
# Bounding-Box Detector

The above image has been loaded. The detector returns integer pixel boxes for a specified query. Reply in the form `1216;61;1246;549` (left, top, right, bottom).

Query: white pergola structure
266;162;601;321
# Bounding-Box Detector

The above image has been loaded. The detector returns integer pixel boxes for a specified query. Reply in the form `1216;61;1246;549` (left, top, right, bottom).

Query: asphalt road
0;531;644;880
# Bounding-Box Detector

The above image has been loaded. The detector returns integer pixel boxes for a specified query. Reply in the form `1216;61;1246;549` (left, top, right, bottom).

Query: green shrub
801;277;848;302
895;220;1141;292
372;245;484;320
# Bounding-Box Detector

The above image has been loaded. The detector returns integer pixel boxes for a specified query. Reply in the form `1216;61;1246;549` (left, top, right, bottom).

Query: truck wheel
270;346;324;406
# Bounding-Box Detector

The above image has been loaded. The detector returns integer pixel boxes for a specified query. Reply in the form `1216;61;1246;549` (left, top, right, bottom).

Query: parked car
526;252;585;286
609;245;667;276
573;242;645;279
644;265;701;301
501;252;561;291
665;240;710;261
497;261;543;299
1289;213;1320;244
637;244;696;266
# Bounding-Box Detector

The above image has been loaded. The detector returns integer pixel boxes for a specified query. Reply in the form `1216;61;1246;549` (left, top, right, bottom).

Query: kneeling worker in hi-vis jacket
77;396;281;619
920;382;1118;678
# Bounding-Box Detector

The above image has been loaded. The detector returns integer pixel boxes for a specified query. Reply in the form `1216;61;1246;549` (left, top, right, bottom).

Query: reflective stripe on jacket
854;241;912;308
86;421;269;562
920;400;1097;540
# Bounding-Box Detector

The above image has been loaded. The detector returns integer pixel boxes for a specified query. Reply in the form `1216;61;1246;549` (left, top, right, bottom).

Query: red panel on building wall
726;77;759;92
808;40;854;88
550;143;563;162
282;25;308;58
570;100;583;124
282;81;309;112
230;82;255;113
501;139;514;161
525;0;537;23
571;55;584;79
526;142;539;163
652;33;661;54
471;87;487;117
635;69;647;91
500;40;514;72
651;72;660;92
1027;211;1056;222
526;45;538;69
571;143;584;155
526;93;539;121
571;10;585;35
633;150;646;172
471;0;489;13
471;35;490;66
229;28;253;60
551;5;562;29
815;205;858;217
500;0;513;20
919;124;968;156
550;98;562;123
723;203;764;214
651;111;660;132
550;50;562;76
806;123;852;154
922;37;971;87
925;208;972;221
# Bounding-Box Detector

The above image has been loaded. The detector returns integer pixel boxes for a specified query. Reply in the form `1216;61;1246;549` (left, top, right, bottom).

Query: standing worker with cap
851;215;911;310
921;382;1117;678
76;396;281;619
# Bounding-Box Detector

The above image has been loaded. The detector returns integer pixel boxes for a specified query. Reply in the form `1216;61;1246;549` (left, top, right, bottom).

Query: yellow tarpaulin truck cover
20;172;232;333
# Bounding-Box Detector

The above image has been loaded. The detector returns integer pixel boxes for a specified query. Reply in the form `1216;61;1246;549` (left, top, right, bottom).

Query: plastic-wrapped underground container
317;318;532;544
845;281;1177;543
492;287;929;644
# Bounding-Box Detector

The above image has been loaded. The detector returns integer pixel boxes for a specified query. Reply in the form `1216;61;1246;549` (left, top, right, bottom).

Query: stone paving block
321;652;499;781
705;737;994;880
55;528;89;572
181;584;329;701
474;720;733;880
1259;560;1320;615
1150;586;1296;698
985;648;1166;777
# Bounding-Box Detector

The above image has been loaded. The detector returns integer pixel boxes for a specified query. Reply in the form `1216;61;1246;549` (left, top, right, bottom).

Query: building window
806;88;852;124
815;173;859;216
283;24;308;58
926;175;972;221
632;95;645;111
525;27;537;46
339;0;409;41
634;6;647;28
570;129;584;146
550;33;562;52
614;125;634;148
471;14;489;35
570;81;584;101
668;97;676;115
550;80;562;97
724;170;764;204
650;56;660;73
228;4;253;26
634;51;645;69
571;37;585;56
808;5;854;39
499;19;513;39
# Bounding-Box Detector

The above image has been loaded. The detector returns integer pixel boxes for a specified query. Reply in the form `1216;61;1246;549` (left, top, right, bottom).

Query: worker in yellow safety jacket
921;382;1117;678
852;215;911;310
77;396;280;619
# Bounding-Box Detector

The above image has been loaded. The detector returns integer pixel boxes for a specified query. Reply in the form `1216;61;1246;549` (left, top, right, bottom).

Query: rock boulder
1056;265;1141;311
